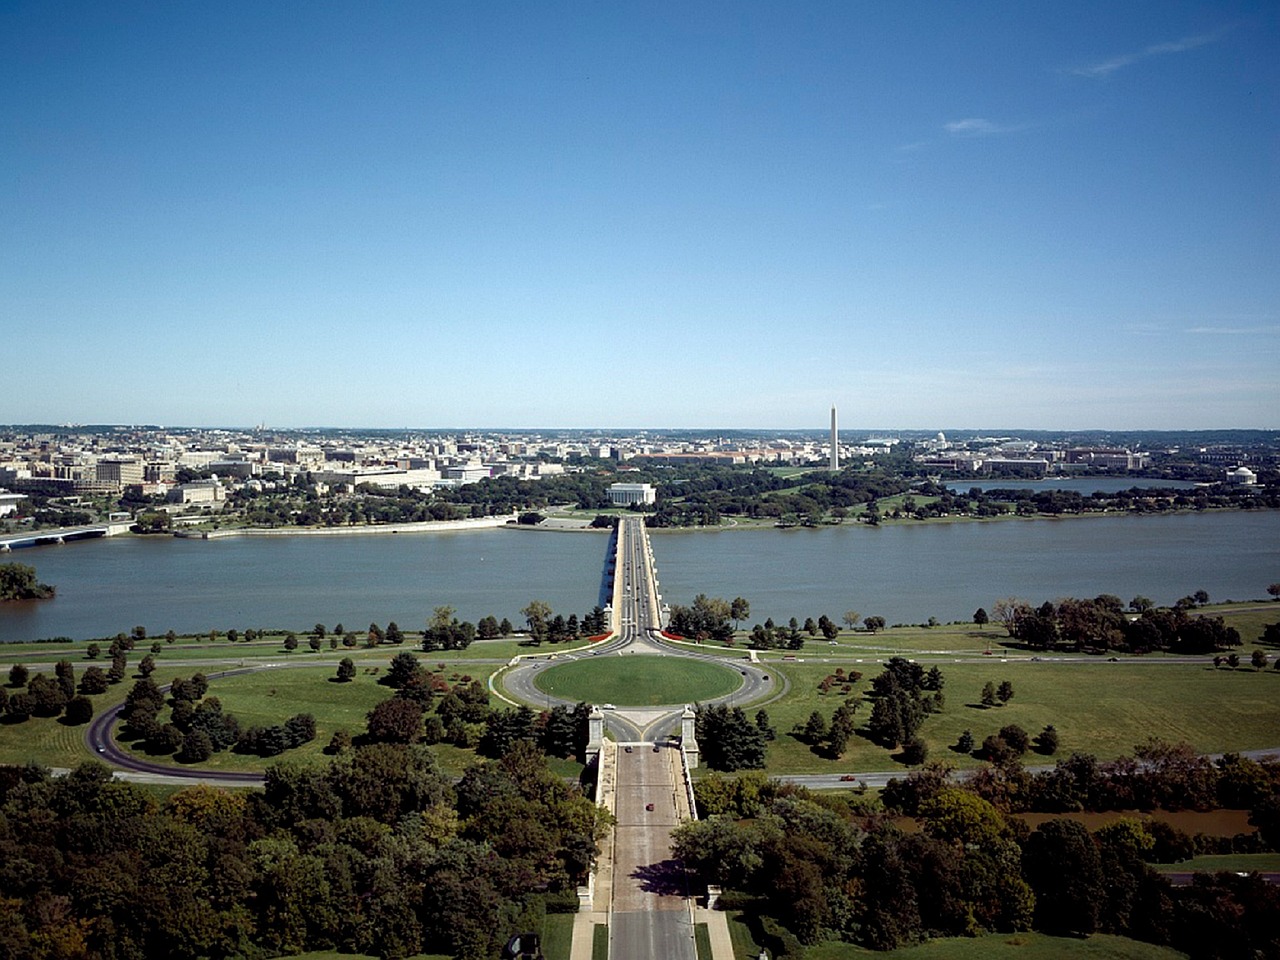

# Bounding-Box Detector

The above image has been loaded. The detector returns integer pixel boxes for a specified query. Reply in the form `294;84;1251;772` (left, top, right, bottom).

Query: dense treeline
0;740;607;960
675;745;1280;958
991;594;1245;654
0;562;55;602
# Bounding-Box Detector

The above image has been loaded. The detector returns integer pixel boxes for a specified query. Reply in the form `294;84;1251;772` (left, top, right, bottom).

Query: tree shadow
630;859;688;897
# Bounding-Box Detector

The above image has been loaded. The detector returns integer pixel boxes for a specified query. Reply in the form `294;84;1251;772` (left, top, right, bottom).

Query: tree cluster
666;594;734;643
0;562;55;602
694;704;767;771
678;747;1280;957
0;739;608;960
993;594;1243;654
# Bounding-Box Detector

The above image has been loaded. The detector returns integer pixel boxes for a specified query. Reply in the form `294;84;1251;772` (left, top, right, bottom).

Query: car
96;746;106;753
1108;656;1119;662
1030;656;1042;661
645;803;655;811
652;745;660;753
601;703;615;710
839;774;857;782
624;746;632;753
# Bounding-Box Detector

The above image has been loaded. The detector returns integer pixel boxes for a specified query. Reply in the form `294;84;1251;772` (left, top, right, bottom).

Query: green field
757;659;1280;776
533;655;742;706
1149;852;1280;874
726;914;1186;959
0;660;498;777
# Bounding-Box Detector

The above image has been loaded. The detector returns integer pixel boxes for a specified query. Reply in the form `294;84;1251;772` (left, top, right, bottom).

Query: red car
645;803;655;811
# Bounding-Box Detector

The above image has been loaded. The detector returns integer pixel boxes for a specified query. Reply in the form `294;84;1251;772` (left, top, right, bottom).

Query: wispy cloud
1186;324;1277;336
944;118;1017;136
1071;28;1228;78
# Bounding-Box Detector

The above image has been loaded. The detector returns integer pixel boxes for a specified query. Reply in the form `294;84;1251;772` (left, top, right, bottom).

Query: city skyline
3;2;1276;430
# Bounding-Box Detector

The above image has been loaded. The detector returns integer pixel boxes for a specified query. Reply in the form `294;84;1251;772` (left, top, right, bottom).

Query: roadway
609;742;697;960
499;516;777;741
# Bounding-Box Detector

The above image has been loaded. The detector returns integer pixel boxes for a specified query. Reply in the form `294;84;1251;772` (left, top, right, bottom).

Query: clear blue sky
3;1;1276;430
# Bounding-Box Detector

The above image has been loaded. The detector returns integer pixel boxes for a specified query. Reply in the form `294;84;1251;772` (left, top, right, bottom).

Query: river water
1;511;1276;642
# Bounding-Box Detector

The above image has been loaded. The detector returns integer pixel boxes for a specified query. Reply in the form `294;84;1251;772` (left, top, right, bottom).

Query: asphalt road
609;742;696;960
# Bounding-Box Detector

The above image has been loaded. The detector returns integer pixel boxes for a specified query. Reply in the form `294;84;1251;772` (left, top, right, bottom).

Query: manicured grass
292;952;447;960
534;654;742;706
592;922;609;960
804;932;1187;959
0;661;497;777
541;911;575;960
118;663;499;776
694;922;712;960
759;659;1280;776
0;634;569;666
1209;602;1280;647
0;662;194;770
1149;852;1280;874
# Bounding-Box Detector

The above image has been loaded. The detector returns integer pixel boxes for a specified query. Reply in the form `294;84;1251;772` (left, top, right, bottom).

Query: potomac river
1;510;1277;643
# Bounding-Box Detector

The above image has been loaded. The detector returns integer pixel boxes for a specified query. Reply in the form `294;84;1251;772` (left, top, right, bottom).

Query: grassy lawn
758;659;1280;776
0;661;498;777
694;922;712;960
0;634;581;666
534;654;742;706
727;913;1182;960
805;932;1187;959
1149;852;1280;874
592;922;609;960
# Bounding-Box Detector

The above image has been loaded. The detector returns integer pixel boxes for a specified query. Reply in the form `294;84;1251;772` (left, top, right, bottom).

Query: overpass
0;518;134;551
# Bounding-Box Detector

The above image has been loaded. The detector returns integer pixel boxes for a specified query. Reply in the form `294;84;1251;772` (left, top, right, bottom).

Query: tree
8;663;28;687
86;643;100;660
973;607;989;626
863;616;886;634
0;562;54;601
308;635;321;652
1267;582;1280;600
1250;648;1268;670
138;654;156;678
996;679;1014;705
1130;595;1154;613
312;623;327;638
730;597;750;628
366;697;425;744
283;633;298;654
180;729;214;763
843;609;861;630
79;666;108;695
981;681;997;708
336;658;356;682
385;651;422;688
522;600;552;643
1034;724;1060;755
956;729;975;753
1023;819;1104;936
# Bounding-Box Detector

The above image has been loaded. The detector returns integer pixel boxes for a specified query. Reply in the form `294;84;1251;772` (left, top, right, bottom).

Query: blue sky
3;1;1276;430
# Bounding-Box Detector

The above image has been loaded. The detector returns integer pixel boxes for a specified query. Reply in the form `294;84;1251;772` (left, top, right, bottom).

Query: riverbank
175;513;519;539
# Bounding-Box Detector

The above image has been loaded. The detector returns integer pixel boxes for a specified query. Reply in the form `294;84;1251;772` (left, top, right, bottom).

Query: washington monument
830;404;839;471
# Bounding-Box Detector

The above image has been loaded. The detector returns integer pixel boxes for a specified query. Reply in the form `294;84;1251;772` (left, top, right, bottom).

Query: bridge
555;518;737;960
0;518;134;551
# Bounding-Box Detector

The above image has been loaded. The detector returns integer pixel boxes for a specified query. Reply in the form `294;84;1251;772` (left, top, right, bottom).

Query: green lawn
0;634;581;666
533;654;742;706
1149;852;1280;874
0;661;498;777
805;932;1187;959
727;914;1185;960
758;659;1280;776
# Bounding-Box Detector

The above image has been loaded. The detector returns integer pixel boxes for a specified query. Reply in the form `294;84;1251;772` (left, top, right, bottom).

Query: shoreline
174;513;519;539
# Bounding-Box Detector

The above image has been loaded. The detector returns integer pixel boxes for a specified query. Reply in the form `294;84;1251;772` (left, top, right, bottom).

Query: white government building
608;482;656;506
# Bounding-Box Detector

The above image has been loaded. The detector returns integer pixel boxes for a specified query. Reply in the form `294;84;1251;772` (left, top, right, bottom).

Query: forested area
676;746;1280;959
0;739;607;960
